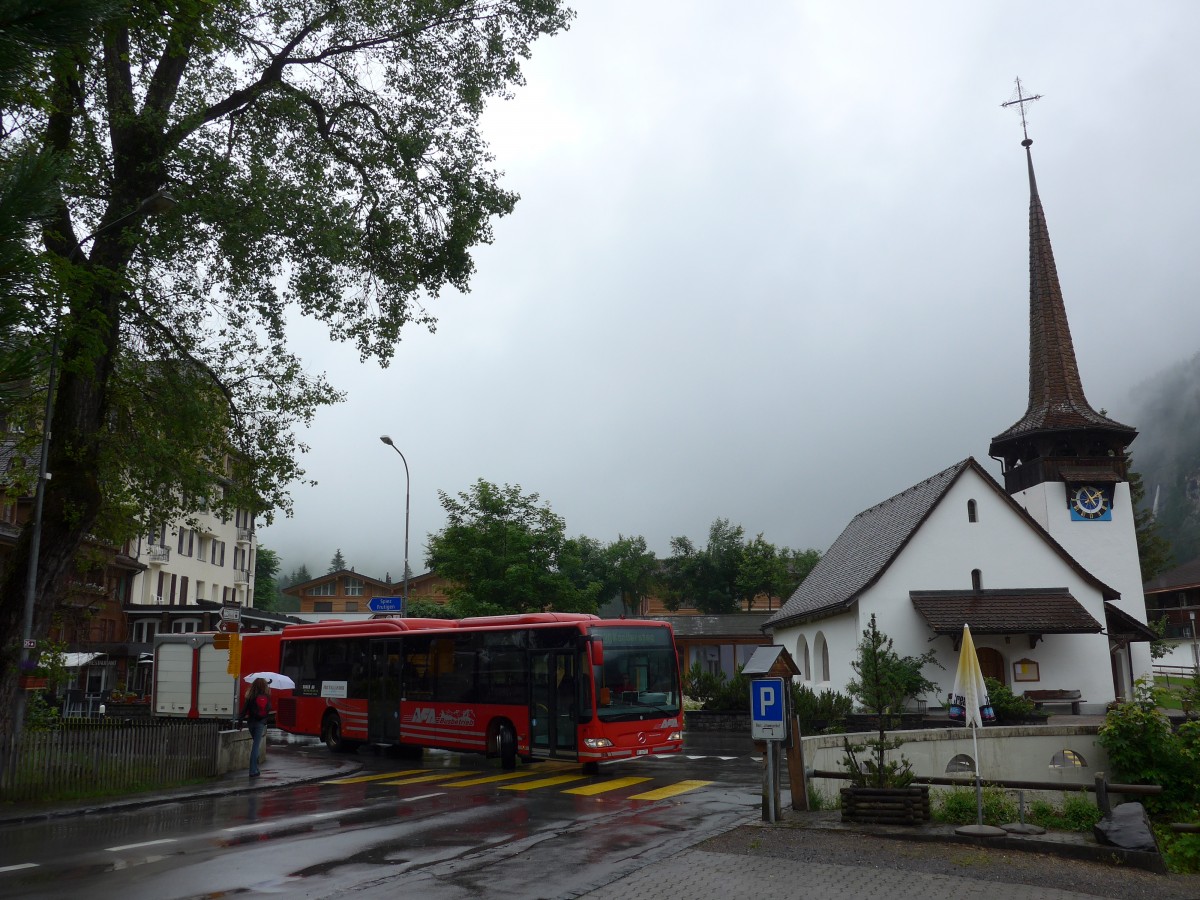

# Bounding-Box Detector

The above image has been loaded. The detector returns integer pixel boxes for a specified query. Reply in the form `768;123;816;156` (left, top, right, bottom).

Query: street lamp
379;436;410;613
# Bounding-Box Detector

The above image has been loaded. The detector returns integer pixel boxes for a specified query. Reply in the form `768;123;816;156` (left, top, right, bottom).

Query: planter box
840;785;931;825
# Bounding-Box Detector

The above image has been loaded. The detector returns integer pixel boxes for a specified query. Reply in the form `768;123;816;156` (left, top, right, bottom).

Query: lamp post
13;189;179;743
379;436;410;614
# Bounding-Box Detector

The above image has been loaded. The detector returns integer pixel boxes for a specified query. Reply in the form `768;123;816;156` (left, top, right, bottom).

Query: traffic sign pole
750;677;787;822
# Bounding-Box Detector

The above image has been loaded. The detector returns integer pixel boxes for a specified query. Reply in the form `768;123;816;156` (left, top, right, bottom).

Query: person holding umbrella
238;677;272;778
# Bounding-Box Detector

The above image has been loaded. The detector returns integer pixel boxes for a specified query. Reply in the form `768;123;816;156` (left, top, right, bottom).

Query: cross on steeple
1001;77;1042;143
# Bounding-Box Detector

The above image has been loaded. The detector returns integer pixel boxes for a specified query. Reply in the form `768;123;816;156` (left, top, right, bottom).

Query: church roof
910;589;1102;635
765;460;973;630
764;456;1118;632
989;140;1134;451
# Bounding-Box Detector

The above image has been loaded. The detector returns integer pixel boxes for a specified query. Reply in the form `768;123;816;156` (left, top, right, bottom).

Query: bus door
529;650;578;757
367;638;402;744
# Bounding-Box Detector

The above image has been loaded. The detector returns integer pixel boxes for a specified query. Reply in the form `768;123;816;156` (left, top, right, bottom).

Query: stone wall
217;728;264;775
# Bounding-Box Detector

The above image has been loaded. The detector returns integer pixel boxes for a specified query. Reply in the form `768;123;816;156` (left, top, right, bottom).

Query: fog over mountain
1128;352;1200;567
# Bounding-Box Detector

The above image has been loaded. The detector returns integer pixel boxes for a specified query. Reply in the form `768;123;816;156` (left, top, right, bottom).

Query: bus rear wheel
497;723;517;770
322;712;360;753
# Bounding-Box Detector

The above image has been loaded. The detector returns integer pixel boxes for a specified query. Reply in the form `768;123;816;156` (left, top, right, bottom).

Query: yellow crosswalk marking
445;772;536;787
381;771;478;785
562;777;652;796
322;769;426;784
627;779;712;801
500;774;588;791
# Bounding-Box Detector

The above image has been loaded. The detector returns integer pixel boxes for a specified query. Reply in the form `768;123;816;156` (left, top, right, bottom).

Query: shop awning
62;652;105;668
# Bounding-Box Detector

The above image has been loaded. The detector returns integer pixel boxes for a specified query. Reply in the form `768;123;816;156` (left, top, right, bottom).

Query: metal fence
0;718;219;802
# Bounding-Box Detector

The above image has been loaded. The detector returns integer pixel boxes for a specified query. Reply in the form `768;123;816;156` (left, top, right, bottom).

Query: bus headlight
667;732;682;742
583;738;613;749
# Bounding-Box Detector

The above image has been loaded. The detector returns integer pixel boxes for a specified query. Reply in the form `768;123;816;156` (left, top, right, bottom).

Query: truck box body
153;632;283;718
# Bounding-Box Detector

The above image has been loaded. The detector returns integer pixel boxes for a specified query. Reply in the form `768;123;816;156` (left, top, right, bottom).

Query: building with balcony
1143;557;1200;670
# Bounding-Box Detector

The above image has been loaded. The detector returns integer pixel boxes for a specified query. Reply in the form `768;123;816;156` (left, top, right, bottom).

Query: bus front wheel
322;712;359;753
497;723;517;770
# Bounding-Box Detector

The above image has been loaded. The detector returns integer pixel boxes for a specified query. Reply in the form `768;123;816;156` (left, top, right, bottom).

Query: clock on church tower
1068;484;1112;521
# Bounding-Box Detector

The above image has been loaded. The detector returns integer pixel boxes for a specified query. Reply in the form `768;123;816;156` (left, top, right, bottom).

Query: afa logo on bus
405;707;476;727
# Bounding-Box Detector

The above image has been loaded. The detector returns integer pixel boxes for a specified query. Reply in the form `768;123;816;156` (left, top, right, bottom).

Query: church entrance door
977;647;1005;685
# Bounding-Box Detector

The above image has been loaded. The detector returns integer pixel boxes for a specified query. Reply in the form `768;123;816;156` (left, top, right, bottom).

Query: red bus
274;613;683;771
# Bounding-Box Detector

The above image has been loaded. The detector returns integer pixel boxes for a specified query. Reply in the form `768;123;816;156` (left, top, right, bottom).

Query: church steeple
988;97;1136;495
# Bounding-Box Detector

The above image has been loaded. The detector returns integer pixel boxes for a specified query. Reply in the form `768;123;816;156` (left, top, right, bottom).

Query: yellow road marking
445;772;536;787
322;769;426;784
562;777;652;796
500;774;588;791
627;779;712;800
381;771;478;785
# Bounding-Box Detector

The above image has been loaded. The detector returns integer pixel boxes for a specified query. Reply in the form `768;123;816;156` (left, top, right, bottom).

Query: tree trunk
0;270;122;755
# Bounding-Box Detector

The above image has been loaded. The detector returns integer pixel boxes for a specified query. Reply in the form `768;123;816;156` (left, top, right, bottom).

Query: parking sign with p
750;677;786;740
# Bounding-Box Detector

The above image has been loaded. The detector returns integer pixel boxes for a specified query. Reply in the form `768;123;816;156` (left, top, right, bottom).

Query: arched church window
796;635;810;681
967;499;978;523
815;632;830;682
971;569;982;591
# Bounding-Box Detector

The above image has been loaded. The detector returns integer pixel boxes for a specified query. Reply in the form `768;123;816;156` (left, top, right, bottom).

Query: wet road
0;732;762;899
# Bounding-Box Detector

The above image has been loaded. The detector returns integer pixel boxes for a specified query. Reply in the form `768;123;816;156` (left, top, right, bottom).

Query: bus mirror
589;639;604;667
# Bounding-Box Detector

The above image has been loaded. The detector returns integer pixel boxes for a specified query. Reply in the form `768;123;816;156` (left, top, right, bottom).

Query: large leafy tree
659;519;820;614
426;479;595;615
252;545;280;612
605;534;656;616
660;518;745;614
0;1;573;745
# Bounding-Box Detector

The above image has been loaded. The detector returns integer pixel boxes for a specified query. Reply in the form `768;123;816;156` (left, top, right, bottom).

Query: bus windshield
590;625;681;721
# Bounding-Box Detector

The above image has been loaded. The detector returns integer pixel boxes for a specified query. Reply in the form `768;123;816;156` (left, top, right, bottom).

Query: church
764;125;1156;714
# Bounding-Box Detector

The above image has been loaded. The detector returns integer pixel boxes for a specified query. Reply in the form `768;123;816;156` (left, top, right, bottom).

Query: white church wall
775;610;860;698
871;470;1119;710
1013;480;1153;680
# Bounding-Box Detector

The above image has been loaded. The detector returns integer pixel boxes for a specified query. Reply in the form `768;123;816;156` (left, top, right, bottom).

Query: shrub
934;786;1016;826
1025;793;1101;831
681;663;749;712
1098;679;1199;819
984;676;1040;724
791;683;853;733
23;691;60;731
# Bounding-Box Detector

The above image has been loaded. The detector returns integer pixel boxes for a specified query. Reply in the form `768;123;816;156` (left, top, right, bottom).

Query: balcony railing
234;568;251;585
147;546;170;564
236;528;253;544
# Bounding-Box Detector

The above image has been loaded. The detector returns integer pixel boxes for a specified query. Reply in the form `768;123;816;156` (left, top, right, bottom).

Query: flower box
840;785;931;825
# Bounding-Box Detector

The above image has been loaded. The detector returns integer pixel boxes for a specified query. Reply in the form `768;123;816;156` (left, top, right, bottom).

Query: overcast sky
260;1;1200;582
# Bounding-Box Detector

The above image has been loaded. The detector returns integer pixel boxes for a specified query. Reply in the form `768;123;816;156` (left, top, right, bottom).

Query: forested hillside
1128;352;1200;567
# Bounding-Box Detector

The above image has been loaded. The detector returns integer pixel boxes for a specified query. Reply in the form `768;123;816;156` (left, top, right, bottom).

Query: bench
1023;689;1084;715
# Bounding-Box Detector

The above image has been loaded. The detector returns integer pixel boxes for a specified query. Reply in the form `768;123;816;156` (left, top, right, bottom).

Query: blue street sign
368;596;405;614
750;677;786;740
